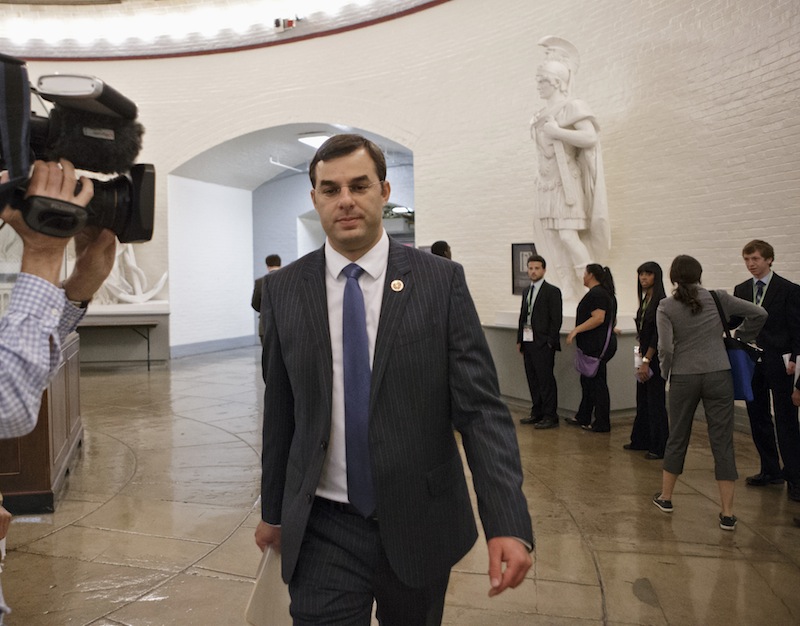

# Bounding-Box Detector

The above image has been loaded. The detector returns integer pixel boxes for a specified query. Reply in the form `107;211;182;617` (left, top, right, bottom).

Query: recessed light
298;134;331;149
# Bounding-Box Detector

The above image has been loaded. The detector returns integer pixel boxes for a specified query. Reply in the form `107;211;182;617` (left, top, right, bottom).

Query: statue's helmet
536;60;571;93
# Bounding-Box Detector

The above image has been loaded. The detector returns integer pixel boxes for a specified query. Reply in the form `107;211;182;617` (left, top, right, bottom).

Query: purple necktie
342;263;375;517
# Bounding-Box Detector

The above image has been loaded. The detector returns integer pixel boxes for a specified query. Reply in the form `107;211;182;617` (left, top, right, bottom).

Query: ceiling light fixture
297;134;331;150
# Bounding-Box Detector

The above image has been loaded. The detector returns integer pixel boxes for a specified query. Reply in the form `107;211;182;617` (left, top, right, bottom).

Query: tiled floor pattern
2;346;800;624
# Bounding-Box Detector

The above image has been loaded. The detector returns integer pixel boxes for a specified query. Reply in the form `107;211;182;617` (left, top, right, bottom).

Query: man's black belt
315;496;378;521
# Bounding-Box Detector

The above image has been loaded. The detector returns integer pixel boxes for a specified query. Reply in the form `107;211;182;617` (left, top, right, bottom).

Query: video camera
0;52;154;243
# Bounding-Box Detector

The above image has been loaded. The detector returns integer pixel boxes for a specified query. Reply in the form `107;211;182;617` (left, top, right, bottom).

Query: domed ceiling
1;0;448;59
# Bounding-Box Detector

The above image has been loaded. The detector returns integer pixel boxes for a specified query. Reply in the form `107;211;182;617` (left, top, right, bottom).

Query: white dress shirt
315;230;389;502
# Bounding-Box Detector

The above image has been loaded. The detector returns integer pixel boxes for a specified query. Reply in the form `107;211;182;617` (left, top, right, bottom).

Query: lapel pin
391;279;404;292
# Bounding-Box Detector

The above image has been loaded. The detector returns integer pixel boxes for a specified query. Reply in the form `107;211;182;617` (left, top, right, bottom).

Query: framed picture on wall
512;243;537;295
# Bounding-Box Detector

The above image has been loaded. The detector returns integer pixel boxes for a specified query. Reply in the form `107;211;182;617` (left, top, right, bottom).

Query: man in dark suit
251;254;281;343
732;240;800;501
517;254;562;429
254;134;533;625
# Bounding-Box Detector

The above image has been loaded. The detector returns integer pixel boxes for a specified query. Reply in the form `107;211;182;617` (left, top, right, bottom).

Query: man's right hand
255;520;282;554
1;160;94;286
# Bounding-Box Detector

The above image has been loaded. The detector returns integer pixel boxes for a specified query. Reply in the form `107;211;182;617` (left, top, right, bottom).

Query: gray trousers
663;370;738;481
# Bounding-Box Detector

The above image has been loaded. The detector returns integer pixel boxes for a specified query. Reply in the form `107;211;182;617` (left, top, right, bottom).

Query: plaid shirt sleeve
0;273;85;439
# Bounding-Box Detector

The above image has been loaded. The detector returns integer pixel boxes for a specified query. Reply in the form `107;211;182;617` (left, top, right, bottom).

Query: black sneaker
719;513;737;531
653;493;673;513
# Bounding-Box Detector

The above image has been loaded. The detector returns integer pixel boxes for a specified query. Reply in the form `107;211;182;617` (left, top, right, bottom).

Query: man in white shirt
255;134;532;625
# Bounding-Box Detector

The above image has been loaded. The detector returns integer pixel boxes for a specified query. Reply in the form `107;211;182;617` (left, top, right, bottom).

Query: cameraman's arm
0;160;100;438
58;225;116;340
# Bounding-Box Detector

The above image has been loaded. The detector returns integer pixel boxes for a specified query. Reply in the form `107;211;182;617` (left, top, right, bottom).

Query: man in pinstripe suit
254;135;533;625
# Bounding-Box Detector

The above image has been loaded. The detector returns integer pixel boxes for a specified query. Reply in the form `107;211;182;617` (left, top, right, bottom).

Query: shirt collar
754;271;773;286
324;229;389;280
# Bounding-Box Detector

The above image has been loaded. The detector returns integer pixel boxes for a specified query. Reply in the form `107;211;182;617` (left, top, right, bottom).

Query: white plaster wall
24;0;800;348
167;176;253;348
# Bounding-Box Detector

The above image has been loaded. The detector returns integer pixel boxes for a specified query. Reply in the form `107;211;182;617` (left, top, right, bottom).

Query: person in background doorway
251;254;282;343
430;240;451;259
517;254;562;429
625;261;669;459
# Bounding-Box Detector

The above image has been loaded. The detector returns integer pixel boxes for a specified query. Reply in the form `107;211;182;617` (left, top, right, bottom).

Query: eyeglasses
316;180;384;200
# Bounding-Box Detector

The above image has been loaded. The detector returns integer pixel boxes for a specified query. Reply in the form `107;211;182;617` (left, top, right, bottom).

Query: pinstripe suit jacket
260;240;533;587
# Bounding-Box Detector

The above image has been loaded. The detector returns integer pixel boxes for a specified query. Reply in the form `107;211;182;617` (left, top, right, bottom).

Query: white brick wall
22;0;800;347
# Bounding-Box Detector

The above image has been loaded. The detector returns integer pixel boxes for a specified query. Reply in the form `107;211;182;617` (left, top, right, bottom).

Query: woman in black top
625;261;669;458
566;264;617;432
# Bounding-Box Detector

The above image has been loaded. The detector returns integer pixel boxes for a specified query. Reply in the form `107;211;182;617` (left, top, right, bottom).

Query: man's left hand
63;226;117;303
487;536;532;597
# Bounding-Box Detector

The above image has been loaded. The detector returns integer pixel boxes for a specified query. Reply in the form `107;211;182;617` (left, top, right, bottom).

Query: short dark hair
308;134;387;187
265;254;281;267
431;241;450;257
527;254;546;269
742;239;774;265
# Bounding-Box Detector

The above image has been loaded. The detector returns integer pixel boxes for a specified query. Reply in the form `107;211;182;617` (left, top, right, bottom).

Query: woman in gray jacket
653;255;767;530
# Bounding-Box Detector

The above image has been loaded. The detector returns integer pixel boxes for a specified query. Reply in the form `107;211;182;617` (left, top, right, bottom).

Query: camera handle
22;196;88;238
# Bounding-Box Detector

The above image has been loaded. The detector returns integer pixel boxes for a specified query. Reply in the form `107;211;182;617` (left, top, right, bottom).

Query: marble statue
530;36;610;301
2;218;164;305
88;243;167;305
0;222;22;265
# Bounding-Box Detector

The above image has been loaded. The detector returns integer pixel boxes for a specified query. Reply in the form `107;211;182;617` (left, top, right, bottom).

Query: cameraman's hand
63;225;116;303
0;160;94;286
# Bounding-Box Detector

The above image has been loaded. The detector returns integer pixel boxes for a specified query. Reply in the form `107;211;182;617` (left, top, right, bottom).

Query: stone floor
2;345;800;625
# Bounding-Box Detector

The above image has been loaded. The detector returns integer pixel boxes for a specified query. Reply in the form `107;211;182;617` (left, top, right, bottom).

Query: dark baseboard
170;335;259;359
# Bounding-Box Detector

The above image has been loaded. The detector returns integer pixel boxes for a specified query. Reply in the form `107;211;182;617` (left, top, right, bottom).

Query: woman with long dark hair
625;261;669;459
653;255;766;530
566;264;617;432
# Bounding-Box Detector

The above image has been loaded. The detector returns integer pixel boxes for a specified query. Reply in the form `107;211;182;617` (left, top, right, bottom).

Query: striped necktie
755;280;765;306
